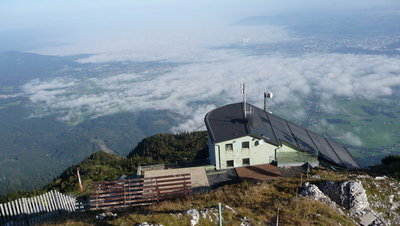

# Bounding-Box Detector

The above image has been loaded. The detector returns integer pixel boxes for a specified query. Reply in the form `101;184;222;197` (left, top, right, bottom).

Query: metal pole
276;207;279;226
264;91;267;112
218;202;222;226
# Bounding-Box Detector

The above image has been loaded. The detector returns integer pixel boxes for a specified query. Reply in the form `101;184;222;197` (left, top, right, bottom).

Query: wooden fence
0;190;76;225
90;173;191;210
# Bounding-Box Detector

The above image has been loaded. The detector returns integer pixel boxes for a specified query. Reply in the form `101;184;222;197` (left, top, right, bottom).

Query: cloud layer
12;0;400;133
22;52;400;130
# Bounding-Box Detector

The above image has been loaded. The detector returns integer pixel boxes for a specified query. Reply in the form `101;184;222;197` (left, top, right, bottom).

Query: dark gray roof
205;102;360;169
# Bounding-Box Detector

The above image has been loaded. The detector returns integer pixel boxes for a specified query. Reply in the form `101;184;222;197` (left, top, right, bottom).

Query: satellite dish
264;91;273;112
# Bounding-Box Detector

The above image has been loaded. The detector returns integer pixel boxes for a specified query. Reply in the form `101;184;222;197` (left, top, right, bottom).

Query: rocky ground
42;170;400;226
300;173;400;226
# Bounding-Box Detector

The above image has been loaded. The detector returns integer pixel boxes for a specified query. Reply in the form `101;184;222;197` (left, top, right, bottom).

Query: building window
242;141;249;149
242;158;250;166
225;143;233;151
227;160;234;167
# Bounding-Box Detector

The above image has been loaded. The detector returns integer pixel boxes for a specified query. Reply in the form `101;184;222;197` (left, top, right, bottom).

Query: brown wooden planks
89;173;192;210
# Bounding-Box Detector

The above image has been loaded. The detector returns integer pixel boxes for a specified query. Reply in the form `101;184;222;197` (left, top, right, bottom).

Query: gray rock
310;174;321;179
186;209;200;226
240;216;252;226
136;223;150;226
318;180;369;216
300;182;342;213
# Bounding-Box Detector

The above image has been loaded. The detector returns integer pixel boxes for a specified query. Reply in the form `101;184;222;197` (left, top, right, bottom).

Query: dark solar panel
286;122;318;154
248;110;279;145
307;131;342;165
325;139;359;169
267;113;298;146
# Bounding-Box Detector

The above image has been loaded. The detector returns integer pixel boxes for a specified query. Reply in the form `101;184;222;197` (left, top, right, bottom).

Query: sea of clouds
22;51;400;132
16;0;400;134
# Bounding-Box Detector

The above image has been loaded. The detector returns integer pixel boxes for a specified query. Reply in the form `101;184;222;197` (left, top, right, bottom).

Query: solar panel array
205;103;360;169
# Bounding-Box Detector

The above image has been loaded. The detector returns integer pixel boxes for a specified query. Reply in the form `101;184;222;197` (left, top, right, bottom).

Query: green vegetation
0;131;208;201
0;101;179;196
368;155;400;179
381;155;400;165
2;129;399;225
128;131;209;164
42;179;355;226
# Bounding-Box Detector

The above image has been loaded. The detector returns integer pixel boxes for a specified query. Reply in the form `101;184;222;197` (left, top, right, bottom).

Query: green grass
43;177;356;226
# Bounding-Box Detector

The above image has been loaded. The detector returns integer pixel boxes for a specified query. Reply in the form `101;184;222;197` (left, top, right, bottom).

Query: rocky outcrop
300;182;343;214
301;180;387;225
318;180;369;217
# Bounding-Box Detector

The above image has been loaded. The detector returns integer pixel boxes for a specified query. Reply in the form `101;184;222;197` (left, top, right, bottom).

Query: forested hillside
128;131;208;164
0;131;208;202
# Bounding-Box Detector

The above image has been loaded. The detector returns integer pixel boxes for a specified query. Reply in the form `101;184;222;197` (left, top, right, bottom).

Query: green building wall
211;137;319;169
213;136;277;169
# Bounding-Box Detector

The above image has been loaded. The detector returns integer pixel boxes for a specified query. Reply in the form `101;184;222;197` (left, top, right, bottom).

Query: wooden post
14;200;20;219
43;193;50;212
39;195;46;212
123;180;127;207
27;197;36;225
67;196;74;212
33;196;40;213
0;203;6;225
21;198;29;225
218;203;222;226
156;177;160;202
65;193;72;212
59;192;67;211
3;202;9;223
276;207;279;226
300;174;303;187
65;194;74;212
48;191;56;212
29;196;37;214
55;191;62;211
12;200;19;219
16;198;23;222
7;201;14;222
59;193;67;211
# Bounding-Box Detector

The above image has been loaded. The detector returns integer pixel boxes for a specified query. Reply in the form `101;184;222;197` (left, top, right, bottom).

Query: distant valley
1;50;400;196
1;9;400;196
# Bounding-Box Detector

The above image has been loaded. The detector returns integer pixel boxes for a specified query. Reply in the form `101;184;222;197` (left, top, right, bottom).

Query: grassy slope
3;132;400;225
43;178;355;226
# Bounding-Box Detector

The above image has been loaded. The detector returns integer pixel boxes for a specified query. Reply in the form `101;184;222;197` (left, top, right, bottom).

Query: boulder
318;180;369;216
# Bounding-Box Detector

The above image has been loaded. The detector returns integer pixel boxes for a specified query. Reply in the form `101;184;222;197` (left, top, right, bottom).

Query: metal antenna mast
241;83;247;118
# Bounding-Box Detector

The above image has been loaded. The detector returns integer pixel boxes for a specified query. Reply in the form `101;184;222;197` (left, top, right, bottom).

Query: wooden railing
90;173;191;210
0;190;76;225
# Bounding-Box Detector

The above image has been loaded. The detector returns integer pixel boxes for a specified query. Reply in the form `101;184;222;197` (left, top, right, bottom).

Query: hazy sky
3;0;400;142
1;0;399;54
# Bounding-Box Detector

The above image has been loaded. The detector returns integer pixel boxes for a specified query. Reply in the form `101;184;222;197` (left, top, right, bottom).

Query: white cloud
341;131;363;146
22;52;400;130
